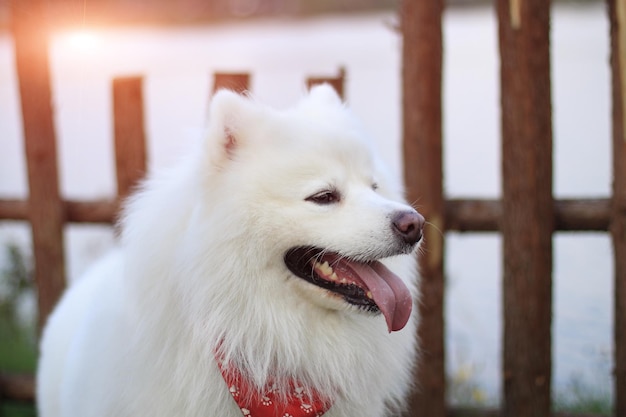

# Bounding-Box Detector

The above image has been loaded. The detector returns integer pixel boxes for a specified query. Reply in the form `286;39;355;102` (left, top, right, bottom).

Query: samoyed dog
37;85;424;417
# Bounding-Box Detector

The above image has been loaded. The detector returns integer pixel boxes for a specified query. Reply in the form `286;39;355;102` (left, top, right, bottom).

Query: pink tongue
347;261;413;332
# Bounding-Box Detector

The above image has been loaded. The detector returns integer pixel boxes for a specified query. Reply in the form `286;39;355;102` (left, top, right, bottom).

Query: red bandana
215;353;332;417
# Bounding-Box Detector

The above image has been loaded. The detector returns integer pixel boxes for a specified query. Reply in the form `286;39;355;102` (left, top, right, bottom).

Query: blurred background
0;0;612;414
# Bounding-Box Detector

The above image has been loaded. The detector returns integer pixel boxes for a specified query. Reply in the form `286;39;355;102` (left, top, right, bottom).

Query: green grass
448;360;613;416
0;244;37;417
0;403;37;417
553;376;613;416
0;323;37;373
0;320;37;417
0;323;37;417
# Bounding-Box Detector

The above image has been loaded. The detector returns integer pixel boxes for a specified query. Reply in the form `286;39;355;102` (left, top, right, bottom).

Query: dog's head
200;85;423;332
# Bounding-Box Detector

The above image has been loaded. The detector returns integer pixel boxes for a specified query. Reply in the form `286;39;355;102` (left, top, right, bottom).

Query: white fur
37;85;420;417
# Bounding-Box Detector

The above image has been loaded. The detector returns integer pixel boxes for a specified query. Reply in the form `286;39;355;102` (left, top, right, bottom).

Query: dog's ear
206;89;258;168
307;84;343;107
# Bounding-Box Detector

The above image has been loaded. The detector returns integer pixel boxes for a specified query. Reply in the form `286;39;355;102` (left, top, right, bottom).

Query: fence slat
0;373;35;403
113;77;147;204
1;197;612;232
445;198;611;232
11;0;66;331
609;0;626;415
213;73;250;94
0;200;29;221
497;0;553;415
401;1;446;416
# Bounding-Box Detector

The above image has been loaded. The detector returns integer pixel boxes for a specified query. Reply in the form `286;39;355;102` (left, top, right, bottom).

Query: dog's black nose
392;211;425;245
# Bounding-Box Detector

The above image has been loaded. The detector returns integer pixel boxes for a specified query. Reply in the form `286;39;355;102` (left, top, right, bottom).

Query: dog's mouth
284;246;413;332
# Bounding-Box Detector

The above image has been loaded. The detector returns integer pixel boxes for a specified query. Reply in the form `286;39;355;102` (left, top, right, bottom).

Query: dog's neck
214;349;332;417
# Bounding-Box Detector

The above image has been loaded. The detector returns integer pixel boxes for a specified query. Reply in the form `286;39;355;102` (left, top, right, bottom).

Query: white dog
37;85;423;417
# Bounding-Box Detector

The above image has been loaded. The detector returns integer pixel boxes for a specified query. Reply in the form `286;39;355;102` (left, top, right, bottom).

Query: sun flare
64;30;100;52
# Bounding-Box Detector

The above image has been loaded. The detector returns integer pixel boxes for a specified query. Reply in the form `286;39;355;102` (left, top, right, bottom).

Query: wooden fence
1;1;624;417
402;1;624;417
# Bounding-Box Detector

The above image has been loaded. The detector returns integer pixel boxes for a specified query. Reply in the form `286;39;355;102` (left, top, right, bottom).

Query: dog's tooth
316;261;332;277
330;272;338;281
313;261;334;278
366;291;373;299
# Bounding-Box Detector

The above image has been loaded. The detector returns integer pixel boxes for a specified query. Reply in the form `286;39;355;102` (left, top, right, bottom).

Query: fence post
11;0;66;332
608;1;626;415
113;77;147;205
497;0;553;416
401;1;446;416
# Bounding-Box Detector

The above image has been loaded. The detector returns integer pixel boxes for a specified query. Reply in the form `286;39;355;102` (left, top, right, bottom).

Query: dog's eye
372;182;379;191
306;190;340;205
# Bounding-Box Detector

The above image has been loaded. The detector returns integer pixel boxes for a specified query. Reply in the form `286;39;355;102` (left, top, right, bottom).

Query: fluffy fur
37;85;421;417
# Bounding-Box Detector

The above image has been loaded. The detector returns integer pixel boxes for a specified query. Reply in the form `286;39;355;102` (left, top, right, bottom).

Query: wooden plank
213;73;250;94
306;67;346;99
113;77;147;203
608;0;626;415
401;0;446;416
554;198;612;231
445;198;610;232
0;200;29;221
64;200;118;224
0;199;116;223
497;0;553;415
0;373;35;403
11;0;66;331
445;199;501;232
0;197;612;231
